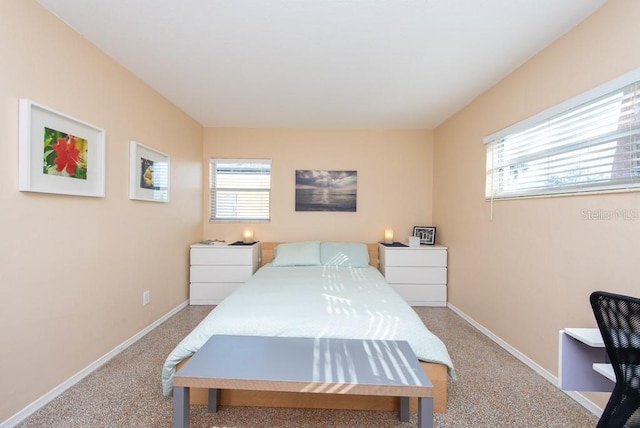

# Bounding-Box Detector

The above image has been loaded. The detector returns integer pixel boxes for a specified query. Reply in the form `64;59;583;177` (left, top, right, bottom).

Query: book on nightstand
198;240;226;246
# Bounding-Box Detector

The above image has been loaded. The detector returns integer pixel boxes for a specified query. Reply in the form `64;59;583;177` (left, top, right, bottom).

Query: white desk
558;328;614;391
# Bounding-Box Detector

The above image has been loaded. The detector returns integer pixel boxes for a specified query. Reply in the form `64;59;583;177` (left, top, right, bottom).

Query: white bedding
162;264;455;396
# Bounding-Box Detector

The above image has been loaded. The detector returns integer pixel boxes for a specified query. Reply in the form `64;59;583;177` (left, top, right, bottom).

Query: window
210;159;271;221
485;68;640;199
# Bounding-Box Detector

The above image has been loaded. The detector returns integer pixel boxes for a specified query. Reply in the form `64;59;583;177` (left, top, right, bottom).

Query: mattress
162;264;455;396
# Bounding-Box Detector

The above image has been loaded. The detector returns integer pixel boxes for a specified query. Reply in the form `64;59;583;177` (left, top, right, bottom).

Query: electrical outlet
143;290;150;306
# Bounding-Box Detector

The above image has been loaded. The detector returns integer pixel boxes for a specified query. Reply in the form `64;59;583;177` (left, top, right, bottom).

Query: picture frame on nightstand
413;226;436;245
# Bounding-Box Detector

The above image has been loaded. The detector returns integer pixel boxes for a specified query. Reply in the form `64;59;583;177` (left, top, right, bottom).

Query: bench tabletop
174;335;432;397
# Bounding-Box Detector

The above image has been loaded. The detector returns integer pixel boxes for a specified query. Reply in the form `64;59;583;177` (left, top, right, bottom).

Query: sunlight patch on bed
365;305;400;339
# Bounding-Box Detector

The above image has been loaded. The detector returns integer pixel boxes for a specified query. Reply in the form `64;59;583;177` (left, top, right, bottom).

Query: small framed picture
129;141;170;202
413;226;436;245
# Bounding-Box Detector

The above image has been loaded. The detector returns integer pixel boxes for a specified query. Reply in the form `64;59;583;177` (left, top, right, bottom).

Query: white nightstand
189;242;261;305
378;243;447;306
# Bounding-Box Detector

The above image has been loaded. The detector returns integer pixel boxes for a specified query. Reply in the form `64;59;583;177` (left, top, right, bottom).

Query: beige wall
203;128;434;244
4;0;632;422
434;0;640;408
0;1;203;422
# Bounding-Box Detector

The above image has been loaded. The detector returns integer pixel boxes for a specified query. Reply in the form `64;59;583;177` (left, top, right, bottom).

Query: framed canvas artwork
295;170;357;212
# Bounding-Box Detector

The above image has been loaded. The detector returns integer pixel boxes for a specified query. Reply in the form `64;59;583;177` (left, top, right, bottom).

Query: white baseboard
0;300;189;428
447;302;604;417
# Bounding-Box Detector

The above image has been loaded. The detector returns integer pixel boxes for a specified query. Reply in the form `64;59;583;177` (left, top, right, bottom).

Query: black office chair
590;291;640;428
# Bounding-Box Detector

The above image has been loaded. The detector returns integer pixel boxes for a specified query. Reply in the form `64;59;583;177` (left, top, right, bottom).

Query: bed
162;241;455;413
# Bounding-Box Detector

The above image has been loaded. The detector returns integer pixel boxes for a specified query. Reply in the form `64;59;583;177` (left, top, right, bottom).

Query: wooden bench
173;335;433;428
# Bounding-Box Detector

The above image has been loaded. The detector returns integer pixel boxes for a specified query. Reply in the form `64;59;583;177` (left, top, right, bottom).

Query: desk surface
174;335;433;397
593;363;615;382
564;328;604;347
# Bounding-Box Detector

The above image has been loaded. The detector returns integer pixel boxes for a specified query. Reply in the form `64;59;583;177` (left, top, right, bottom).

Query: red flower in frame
51;135;80;176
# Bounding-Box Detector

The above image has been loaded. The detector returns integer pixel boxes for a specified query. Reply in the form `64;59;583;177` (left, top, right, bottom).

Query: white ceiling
37;0;607;129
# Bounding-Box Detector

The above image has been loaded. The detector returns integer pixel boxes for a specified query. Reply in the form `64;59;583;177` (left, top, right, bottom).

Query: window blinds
210;159;271;221
485;68;640;199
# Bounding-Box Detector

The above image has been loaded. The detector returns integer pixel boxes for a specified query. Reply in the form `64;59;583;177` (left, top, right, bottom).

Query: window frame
484;67;640;200
209;158;272;222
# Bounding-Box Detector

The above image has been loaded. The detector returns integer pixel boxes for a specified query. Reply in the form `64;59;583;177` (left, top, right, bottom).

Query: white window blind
210;159;271;221
485;68;640;199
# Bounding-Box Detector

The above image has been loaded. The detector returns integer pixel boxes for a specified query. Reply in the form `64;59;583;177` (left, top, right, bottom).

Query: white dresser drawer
382;248;446;267
191;247;254;265
384;266;446;284
390;284;447;307
188;242;261;305
189;282;240;304
378;243;448;306
190;265;254;283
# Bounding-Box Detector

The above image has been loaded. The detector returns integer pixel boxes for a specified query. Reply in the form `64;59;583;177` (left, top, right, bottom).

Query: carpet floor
17;306;600;427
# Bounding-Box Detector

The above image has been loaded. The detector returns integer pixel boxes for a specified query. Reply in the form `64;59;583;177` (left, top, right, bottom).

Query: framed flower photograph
413;226;436;245
18;99;105;197
129;141;170;202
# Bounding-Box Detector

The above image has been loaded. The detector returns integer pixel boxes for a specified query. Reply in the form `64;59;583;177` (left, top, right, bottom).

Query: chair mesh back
590;291;640;428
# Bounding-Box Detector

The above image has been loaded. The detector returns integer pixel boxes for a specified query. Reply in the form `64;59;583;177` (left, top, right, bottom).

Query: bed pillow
271;241;321;267
320;242;370;267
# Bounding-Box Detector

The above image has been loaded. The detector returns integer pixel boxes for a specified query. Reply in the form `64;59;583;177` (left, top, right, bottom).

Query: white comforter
162;264;455;396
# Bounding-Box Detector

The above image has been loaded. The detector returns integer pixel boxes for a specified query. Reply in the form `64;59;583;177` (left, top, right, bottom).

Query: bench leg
173;387;190;428
418;396;433;428
400;397;410;422
208;388;219;413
